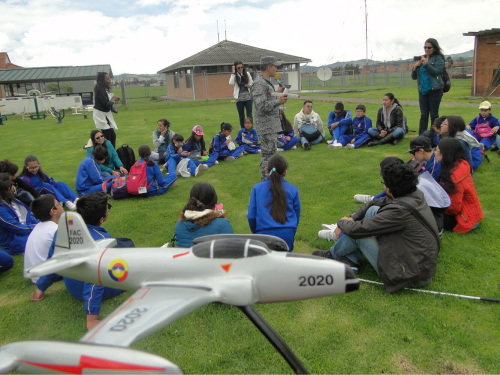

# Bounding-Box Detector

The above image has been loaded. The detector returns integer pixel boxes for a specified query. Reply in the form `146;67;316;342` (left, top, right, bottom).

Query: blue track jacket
0;200;38;254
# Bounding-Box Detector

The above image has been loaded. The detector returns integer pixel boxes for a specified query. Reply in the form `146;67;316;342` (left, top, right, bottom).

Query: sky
1;0;499;75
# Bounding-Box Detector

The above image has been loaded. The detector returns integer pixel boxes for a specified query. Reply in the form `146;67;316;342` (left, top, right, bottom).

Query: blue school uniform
137;158;176;197
0;199;39;255
36;225;123;315
339;116;372;148
247;177;301;251
235;128;261;153
211;132;244;159
328;109;353;141
277;130;299;151
165;144;197;177
182;140;218;167
468;113;500;149
75;157;113;196
20;172;78;204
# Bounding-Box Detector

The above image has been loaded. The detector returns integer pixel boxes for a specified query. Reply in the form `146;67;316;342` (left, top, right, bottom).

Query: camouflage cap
260;56;282;66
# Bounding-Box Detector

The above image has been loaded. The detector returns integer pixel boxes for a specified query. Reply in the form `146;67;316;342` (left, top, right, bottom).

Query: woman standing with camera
412;38;445;135
229;61;253;128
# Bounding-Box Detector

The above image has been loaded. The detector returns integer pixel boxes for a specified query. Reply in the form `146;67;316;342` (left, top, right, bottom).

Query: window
174;72;179;89
186;69;192;89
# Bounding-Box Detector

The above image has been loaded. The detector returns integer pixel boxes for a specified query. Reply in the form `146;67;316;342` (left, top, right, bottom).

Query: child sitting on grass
337;104;373;150
182;125;219;168
165;134;205;177
235;117;261;154
466;101;500;153
211;122;245;161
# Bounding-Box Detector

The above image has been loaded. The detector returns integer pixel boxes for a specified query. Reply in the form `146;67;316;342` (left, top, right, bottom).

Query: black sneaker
311;250;333;259
490;144;499;152
333;256;359;273
303;142;311;150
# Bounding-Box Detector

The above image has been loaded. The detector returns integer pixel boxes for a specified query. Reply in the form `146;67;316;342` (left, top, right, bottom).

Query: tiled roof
158;40;311;73
463;28;500;37
0;65;113;83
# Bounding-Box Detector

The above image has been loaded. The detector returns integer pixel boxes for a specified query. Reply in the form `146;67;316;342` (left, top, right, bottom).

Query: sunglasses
95;135;104;140
237;66;244;70
423;46;433;50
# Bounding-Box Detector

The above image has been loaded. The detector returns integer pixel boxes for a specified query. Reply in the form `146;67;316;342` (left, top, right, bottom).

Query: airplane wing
80;285;220;347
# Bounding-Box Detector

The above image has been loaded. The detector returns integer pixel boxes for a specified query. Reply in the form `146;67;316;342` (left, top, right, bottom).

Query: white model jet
0;212;359;374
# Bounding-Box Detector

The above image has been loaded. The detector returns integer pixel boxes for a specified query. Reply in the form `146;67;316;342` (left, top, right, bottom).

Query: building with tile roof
463;29;500;97
0;53;23;98
157;40;311;100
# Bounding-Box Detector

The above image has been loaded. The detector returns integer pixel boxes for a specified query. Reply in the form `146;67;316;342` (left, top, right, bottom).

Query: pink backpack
127;161;149;195
474;116;494;140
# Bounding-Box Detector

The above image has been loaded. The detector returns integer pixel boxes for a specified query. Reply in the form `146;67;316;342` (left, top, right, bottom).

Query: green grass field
0;90;499;374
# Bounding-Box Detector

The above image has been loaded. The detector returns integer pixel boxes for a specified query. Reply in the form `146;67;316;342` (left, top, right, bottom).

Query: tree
47;83;59;93
61;83;73;93
446;56;454;69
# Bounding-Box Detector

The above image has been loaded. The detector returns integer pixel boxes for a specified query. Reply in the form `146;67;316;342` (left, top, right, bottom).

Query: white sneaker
225;156;235;162
291;145;297;150
345;144;355;150
354;194;374;203
194;165;201;177
327;140;334;145
318;229;339;241
328;142;342;149
258;149;262;153
277;148;284;152
214;160;219;165
64;201;77;211
321;223;338;231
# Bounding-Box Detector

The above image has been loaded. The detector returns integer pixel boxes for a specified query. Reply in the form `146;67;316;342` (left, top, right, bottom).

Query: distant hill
112;73;164;82
302;50;474;72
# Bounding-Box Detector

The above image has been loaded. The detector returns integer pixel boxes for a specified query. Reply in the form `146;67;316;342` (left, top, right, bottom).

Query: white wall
0;95;83;115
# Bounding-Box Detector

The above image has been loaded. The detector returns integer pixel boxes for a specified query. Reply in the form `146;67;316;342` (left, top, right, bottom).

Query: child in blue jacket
211;122;245;161
278;109;299;151
136;145;177;197
182;125;219;168
247;154;300;251
327;102;353;142
235;117;261;154
467;101;500;151
338;104;372;149
165;134;205;177
0;173;39;256
20;155;79;210
76;145;114;196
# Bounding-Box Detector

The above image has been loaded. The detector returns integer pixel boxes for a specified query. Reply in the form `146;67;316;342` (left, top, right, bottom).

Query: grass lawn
0;89;498;374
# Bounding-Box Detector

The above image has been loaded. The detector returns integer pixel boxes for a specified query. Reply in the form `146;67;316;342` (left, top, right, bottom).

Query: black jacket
338;189;439;293
94;87;113;112
376;105;404;134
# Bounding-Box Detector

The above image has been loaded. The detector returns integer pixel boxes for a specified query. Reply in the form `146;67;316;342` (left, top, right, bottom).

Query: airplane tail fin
54;212;99;255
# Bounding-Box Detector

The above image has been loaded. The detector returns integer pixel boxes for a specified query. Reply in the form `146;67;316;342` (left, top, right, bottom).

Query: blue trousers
282;137;299;150
167;158;198;177
257;227;296;252
193;153;218;168
236;100;253;128
217;146;244;159
0;249;14;272
144;171;177;197
240;144;261;153
78;179;113;196
39;182;78;202
329;206;380;272
330;124;351;141
339;134;371;148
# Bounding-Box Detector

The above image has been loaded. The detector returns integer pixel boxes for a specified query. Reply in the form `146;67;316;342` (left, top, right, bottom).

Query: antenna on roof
217;20;220;43
224;19;227;41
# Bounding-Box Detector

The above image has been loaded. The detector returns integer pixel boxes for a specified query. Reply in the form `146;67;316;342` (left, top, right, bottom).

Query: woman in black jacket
368;93;405;147
93;72;120;148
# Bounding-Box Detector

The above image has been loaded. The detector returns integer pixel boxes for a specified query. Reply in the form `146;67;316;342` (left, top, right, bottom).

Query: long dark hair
384;93;403;109
0;173;14;204
438;138;464;194
21;155;49;182
279;109;293;133
266;154;289;224
425;38;444;58
138;145;155;166
171;134;184;153
94;72;110;95
234;61;249;85
89;130;110;166
446;115;466;138
183;183;218;212
0;159;19;176
186;132;206;151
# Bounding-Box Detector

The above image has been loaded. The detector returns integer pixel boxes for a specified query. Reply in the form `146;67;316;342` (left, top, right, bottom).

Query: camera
413;55;427;61
111;106;118;114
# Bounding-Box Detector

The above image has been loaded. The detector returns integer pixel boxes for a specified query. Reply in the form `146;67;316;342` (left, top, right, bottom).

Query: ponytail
266;154;289;224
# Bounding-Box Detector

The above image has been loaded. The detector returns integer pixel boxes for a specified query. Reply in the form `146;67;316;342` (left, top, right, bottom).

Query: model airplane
0;212;359;374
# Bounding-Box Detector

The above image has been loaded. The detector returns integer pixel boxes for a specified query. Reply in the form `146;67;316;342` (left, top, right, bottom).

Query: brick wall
472;33;500;97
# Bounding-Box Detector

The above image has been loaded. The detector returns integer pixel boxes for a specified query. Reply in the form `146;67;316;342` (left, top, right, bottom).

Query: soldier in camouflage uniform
251;56;288;181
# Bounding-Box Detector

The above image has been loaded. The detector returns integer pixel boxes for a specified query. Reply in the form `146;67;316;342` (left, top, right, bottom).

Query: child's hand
492;126;499;134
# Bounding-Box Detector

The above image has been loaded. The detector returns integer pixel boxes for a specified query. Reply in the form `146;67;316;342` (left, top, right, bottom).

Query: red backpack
127;161;149;195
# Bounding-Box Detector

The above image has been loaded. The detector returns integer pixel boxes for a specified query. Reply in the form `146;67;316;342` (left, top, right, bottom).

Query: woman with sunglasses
0;173;39;258
229;61;253;128
412;38;445;135
86;130;128;178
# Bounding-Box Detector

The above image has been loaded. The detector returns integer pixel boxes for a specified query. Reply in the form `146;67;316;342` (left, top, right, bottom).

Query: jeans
299;124;324;146
418;89;443;135
236;100;253;128
329;206;380;273
0;249;14;272
368;127;405;140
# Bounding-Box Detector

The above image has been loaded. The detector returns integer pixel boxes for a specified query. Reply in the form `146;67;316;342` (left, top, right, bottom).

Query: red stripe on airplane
173;251;190;258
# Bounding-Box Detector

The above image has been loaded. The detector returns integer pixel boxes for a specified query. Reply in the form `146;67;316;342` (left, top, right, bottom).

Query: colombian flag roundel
108;258;129;282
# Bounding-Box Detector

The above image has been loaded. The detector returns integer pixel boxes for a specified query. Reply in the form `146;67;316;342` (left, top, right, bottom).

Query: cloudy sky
1;0;498;74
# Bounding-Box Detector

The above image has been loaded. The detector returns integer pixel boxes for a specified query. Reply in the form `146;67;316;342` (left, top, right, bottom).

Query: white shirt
24;221;57;283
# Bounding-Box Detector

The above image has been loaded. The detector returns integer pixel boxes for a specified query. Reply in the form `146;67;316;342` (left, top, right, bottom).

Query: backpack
116;144;136;172
473;117;494;140
442;67;451;93
127;161;149;195
111;176;129;200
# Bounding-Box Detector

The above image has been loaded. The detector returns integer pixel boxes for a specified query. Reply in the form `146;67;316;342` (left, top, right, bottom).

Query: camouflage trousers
259;133;277;181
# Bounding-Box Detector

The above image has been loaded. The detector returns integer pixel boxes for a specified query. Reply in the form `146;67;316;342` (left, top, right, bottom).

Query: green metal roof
0;65;113;83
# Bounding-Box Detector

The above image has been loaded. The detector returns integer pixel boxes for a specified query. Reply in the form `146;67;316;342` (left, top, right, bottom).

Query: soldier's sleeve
251;83;280;116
